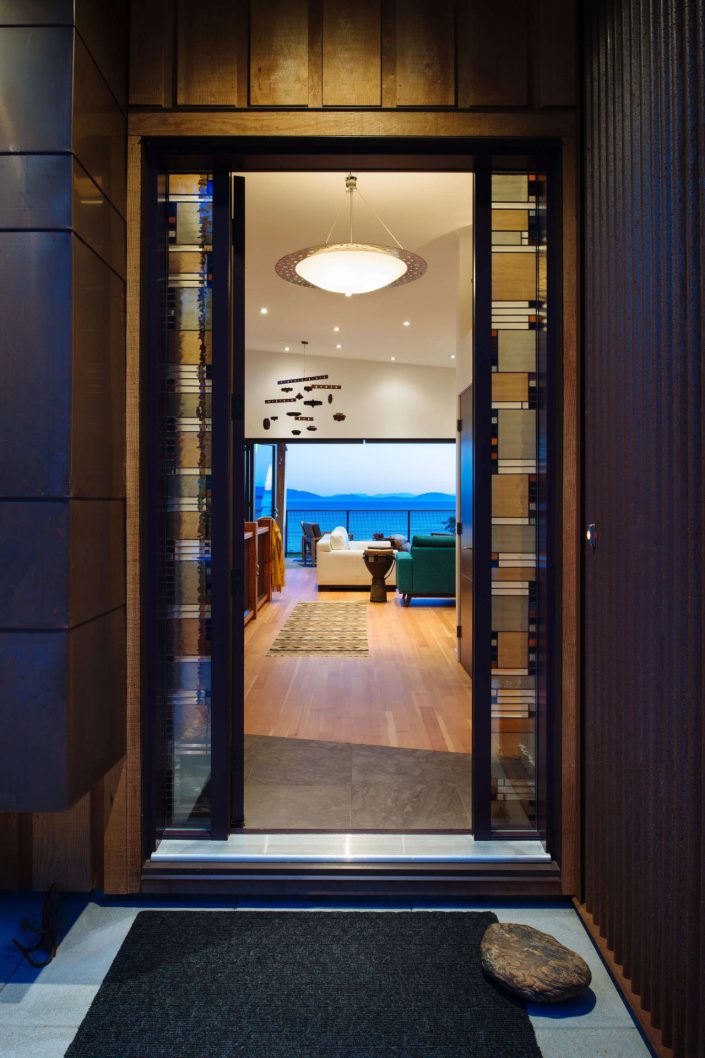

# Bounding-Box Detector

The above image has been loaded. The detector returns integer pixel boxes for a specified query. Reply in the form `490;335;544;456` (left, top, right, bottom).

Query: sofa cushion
411;534;456;549
329;526;350;550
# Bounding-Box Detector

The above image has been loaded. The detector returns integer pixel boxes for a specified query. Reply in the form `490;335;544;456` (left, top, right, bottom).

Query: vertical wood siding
582;1;705;1055
129;0;576;110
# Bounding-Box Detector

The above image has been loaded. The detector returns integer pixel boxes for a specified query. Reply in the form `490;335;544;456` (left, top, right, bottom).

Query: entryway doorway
143;141;559;861
240;170;470;833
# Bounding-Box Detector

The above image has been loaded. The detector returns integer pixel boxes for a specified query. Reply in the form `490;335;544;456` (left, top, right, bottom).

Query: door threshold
152;832;550;864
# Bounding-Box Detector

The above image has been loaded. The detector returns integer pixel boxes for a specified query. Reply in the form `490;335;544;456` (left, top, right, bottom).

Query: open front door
457;388;473;677
224;174;246;830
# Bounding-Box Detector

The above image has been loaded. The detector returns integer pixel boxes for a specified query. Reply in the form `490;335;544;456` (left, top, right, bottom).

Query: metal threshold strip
152;833;551;865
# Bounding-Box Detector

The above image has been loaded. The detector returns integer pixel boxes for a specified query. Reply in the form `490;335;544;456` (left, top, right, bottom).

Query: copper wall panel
322;0;381;107
0;232;72;496
0;27;72;150
0;503;68;627
0;1;72;22
67;609;126;805
72;159;127;279
0;7;127;823
0;612;127;812
583;1;705;1055
0;632;69;810
73;33;126;215
69;501;126;626
75;0;128;107
0;155;72;229
71;237;126;497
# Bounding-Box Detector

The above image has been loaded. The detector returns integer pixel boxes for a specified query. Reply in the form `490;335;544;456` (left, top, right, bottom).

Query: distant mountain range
287;488;454;503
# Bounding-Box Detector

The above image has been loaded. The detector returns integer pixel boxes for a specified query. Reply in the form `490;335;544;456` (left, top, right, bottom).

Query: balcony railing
285;508;455;556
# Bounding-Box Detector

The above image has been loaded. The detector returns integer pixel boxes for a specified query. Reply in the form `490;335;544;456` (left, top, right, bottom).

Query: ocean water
274;493;456;554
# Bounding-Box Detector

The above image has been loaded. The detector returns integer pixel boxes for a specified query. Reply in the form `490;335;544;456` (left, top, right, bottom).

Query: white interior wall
246;349;456;440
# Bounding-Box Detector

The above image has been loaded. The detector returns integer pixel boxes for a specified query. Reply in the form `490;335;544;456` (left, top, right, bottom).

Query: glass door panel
488;172;547;831
155;173;214;830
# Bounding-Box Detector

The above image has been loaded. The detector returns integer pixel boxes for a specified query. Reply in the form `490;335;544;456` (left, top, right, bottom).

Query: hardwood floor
244;567;471;754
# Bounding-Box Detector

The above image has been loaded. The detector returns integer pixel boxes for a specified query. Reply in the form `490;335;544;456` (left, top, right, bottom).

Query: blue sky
286;442;456;496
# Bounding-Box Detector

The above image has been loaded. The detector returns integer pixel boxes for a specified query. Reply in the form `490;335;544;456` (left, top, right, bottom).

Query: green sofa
395;535;456;607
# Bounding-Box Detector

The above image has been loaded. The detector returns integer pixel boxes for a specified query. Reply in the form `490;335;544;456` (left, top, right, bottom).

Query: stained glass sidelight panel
159;173;214;829
489;173;546;830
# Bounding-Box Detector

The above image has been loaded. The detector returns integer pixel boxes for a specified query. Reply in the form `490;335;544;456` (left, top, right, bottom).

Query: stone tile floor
244;735;472;830
0;895;654;1058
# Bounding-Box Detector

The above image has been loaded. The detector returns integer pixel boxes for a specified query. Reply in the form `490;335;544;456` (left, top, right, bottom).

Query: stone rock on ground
481;922;592;1003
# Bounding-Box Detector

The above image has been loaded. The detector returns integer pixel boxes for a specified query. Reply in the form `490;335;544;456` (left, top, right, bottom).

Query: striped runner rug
267;601;369;657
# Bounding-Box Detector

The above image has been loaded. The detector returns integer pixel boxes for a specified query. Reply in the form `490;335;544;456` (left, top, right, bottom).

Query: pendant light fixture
275;174;427;296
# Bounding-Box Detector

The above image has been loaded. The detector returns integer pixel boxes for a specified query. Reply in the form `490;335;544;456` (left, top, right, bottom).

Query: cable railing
285;508;456;556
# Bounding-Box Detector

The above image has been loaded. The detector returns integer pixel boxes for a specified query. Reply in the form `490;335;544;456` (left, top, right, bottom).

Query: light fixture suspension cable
348;174;354;243
326;174;405;249
355;187;404;250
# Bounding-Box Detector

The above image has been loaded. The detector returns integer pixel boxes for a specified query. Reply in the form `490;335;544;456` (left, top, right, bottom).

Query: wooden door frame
117;113;579;896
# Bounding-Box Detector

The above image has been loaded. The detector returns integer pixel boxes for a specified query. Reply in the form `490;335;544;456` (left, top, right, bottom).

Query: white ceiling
239;171;473;368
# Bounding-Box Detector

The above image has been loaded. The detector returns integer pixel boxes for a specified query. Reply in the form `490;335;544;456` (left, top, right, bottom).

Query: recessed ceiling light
333;326;340;332
260;307;269;315
390;356;396;362
402;320;411;327
284;346;290;352
336;344;342;349
450;354;456;359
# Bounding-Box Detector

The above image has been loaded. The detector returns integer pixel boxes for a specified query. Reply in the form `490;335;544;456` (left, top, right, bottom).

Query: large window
284;441;456;554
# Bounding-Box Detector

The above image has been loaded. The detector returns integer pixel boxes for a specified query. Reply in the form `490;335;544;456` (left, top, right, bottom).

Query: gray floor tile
535;1026;653;1058
245;782;352;828
351;780;469;829
351;743;470;786
6;905;138;988
0;1024;78;1058
247;735;352;786
492;908;635;1029
0;981;98;1027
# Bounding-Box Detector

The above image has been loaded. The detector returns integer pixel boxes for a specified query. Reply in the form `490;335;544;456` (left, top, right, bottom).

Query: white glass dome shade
294;243;408;295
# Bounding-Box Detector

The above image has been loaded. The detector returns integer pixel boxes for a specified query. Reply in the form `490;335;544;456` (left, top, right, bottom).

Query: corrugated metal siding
582;1;705;1055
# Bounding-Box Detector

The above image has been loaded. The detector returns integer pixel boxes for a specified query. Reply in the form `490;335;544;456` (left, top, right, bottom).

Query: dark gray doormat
65;911;543;1058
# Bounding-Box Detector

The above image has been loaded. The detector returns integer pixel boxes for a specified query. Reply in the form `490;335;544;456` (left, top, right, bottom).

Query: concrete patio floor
0;895;654;1058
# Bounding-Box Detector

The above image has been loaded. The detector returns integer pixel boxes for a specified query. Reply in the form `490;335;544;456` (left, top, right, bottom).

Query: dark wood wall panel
394;0;455;106
177;0;239;106
457;2;528;107
250;0;310;106
582;1;705;1056
535;0;575;106
322;0;381;106
129;0;173;107
129;0;577;111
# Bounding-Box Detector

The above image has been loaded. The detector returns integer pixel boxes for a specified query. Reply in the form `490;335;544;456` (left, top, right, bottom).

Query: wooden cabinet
244;518;273;626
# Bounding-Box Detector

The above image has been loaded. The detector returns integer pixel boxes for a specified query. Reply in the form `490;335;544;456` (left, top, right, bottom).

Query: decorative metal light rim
275;241;427;290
